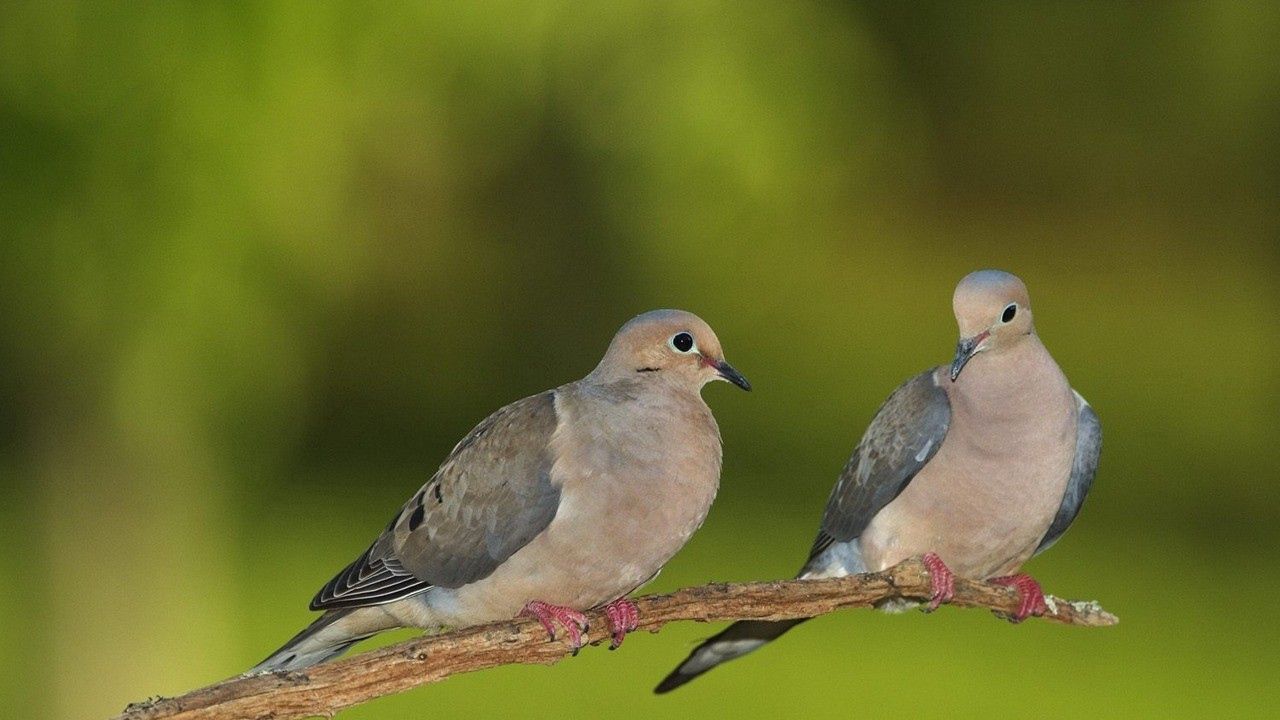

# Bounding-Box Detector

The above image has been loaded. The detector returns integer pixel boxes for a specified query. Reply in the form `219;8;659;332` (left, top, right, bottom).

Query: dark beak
949;331;989;382
713;359;752;391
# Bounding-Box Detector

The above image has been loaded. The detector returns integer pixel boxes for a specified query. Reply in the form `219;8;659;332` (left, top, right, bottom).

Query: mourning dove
656;270;1100;692
253;309;750;672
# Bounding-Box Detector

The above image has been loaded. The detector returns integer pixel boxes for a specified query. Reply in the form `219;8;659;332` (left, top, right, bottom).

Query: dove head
591;309;750;391
949;270;1036;381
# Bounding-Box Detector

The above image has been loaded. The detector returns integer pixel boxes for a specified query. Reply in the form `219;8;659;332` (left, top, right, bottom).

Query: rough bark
114;557;1117;720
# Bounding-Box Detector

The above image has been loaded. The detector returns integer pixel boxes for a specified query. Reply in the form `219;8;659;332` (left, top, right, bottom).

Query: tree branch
114;557;1117;720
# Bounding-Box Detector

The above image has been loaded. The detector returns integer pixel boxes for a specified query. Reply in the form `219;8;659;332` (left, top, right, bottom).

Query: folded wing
311;391;562;610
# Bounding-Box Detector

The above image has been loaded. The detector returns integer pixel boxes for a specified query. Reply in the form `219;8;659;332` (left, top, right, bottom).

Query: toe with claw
988;574;1049;623
921;552;956;612
520;600;590;652
602;598;640;650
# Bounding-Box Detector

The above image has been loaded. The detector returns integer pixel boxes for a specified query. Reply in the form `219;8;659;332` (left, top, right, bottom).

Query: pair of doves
251;269;1101;695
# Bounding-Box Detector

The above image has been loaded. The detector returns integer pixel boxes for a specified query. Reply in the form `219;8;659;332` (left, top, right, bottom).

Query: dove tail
249;608;393;674
653;618;807;694
655;539;865;693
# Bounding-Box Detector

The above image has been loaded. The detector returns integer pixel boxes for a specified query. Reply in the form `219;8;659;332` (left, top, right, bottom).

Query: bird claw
520;600;590;651
921;552;956;612
988;574;1049;623
603;598;640;650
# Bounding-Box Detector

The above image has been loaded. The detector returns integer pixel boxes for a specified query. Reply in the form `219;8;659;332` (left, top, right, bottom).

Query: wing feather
1035;390;1101;554
809;369;951;561
310;391;561;610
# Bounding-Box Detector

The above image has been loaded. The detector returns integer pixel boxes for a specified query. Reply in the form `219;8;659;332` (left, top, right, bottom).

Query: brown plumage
252;309;748;672
656;270;1101;693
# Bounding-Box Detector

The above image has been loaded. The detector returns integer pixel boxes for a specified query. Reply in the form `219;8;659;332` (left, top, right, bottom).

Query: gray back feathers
809;370;951;559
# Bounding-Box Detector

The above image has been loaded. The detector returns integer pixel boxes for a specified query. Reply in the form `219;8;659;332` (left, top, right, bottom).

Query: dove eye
1001;304;1018;323
670;332;695;353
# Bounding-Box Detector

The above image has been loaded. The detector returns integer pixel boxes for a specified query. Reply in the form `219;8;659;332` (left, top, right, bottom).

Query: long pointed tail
249;608;392;674
654;618;807;693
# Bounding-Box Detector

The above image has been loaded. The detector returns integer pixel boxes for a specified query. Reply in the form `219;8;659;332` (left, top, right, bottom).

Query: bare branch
114;557;1117;720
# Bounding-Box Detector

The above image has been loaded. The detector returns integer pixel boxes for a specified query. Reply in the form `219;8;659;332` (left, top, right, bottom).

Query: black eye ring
1001;304;1017;323
670;332;695;353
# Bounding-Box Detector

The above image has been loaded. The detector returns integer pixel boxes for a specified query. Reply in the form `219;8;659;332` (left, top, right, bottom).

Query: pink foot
989;574;1049;623
602;598;640;650
922;552;956;612
520;600;590;652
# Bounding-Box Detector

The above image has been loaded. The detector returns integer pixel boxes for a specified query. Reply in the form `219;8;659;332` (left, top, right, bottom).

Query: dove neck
946;335;1070;421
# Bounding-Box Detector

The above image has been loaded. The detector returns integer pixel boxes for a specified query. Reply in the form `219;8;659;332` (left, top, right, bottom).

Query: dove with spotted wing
655;270;1101;693
253;309;750;672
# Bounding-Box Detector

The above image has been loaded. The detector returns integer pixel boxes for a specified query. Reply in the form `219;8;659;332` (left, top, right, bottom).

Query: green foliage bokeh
2;3;1277;718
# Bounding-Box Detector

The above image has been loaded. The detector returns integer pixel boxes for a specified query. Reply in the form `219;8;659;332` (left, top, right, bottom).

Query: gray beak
949;331;989;382
714;360;752;391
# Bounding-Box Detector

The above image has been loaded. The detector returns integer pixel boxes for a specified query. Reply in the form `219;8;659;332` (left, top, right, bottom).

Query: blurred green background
2;2;1278;718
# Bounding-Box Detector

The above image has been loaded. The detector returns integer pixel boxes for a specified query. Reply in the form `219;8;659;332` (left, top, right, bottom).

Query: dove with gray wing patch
656;270;1101;693
252;309;749;673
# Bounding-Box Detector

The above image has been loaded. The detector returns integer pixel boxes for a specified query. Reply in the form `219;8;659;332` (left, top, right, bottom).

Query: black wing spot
408;504;426;531
432;484;443;503
636;367;660;373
